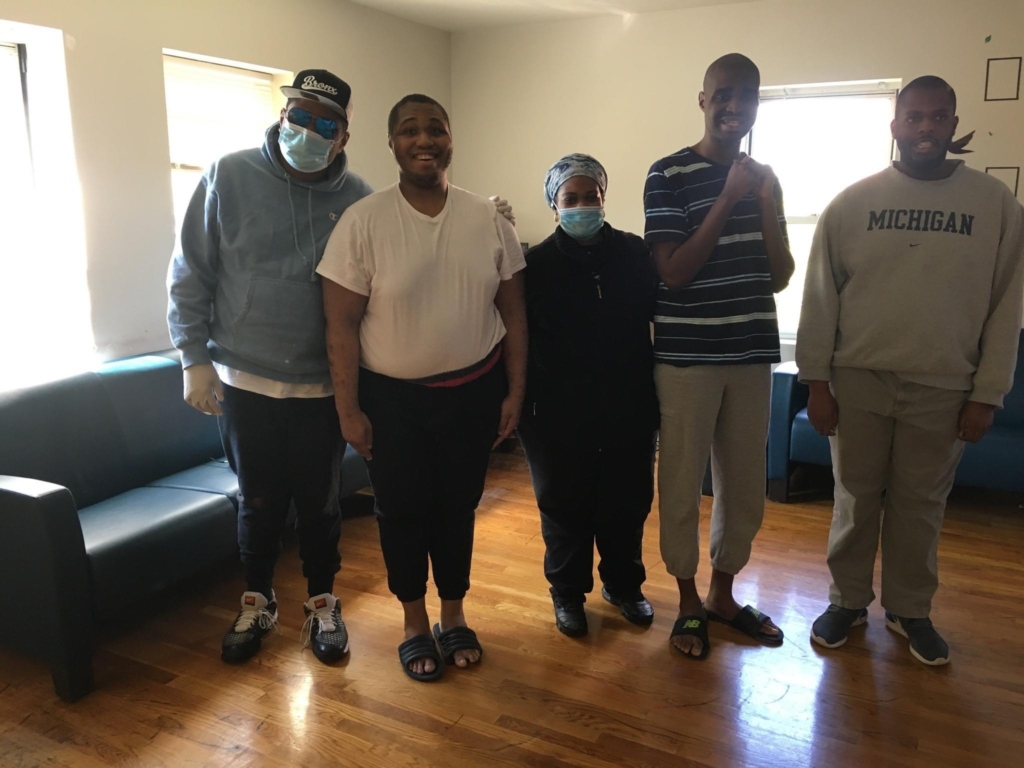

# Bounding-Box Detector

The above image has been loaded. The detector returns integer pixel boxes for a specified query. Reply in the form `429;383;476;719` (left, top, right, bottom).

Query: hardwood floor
2;452;1023;767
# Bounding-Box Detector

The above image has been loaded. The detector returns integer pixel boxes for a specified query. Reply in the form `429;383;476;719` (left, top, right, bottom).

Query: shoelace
300;605;339;647
233;604;277;634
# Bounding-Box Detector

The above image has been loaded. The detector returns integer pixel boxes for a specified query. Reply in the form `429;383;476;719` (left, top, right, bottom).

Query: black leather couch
0;354;369;702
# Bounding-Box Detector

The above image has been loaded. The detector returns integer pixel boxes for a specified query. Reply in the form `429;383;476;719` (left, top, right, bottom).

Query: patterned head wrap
543;153;608;209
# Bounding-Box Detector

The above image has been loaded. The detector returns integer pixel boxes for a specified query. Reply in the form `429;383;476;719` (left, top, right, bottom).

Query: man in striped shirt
643;53;795;660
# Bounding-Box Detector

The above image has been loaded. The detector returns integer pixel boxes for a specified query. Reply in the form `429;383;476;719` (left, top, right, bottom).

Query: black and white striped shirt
644;147;786;367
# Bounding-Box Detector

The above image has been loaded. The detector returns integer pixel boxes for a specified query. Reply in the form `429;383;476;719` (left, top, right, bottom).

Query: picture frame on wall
985;57;1022;101
986;166;1021;196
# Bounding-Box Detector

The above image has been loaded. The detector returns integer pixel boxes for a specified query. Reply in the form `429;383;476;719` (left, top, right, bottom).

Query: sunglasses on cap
287;108;343;140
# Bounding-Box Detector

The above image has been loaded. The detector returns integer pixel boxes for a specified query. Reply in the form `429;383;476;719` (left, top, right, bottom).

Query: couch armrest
768;363;810;482
0;476;96;700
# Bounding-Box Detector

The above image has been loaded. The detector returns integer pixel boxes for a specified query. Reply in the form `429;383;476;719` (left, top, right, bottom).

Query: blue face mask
558;205;605;241
279;122;334;173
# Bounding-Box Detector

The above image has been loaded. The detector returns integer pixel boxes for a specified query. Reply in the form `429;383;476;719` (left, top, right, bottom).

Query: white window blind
163;55;276;234
749;81;898;335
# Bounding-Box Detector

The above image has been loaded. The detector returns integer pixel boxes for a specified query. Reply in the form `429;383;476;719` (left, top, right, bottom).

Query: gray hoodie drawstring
285;175;302;259
285;177;318;282
307;188;316;281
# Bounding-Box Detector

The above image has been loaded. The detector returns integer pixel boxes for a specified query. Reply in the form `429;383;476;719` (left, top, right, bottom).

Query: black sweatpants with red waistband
359;359;505;603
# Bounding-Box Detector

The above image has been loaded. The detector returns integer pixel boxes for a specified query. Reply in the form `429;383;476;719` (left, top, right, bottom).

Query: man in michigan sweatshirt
796;76;1024;665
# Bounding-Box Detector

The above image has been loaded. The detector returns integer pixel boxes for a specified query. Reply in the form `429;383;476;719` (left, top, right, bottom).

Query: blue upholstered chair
767;331;1024;502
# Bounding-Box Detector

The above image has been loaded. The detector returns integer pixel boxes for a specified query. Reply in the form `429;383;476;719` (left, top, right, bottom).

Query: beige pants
655;363;771;580
828;367;968;618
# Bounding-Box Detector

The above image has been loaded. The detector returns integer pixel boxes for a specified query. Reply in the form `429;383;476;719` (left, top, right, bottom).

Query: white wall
1;0;1021;364
0;0;451;360
452;0;1024;249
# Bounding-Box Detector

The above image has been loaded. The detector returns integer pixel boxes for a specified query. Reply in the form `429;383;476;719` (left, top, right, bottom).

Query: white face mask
278;123;334;172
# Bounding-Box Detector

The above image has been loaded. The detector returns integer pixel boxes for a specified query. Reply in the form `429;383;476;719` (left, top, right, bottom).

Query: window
162;54;281;238
750;81;900;336
0;41;36;385
0;21;92;392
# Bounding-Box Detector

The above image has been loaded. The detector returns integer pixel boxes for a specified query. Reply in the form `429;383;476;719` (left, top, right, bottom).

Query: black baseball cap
281;69;353;123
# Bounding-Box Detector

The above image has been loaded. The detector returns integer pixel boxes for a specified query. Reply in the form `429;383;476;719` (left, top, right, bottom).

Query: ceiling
349;0;759;32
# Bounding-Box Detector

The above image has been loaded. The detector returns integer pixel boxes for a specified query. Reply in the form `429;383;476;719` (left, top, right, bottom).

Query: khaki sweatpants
655;363;772;580
827;367;968;618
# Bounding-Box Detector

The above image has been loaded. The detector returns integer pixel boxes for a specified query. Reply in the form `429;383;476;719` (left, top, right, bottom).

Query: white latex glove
183;363;224;415
490;195;516;225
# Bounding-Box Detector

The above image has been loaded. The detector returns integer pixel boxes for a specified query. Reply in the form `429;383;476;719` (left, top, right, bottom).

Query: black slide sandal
706;605;784;645
670;615;710;661
432;623;483;667
398;634;444;682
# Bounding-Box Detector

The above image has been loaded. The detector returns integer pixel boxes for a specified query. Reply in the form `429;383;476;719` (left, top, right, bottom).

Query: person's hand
722;154;762;205
340;410;373;460
752;161;777;206
183;363;224;415
493;395;523;448
958;400;995;443
489;195;516;225
807;382;839;437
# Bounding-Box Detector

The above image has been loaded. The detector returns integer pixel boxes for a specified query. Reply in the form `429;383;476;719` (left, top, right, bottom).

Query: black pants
518;417;655;603
219;384;342;598
360;363;505;603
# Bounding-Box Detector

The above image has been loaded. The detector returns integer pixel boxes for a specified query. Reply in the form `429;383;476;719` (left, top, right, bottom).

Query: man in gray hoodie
797;76;1024;666
168;70;372;665
168;70;516;666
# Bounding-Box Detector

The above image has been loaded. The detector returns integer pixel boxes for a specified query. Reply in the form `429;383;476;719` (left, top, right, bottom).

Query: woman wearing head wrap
518;153;660;638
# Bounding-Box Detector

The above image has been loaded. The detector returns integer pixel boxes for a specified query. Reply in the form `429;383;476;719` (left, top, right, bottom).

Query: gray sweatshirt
167;124;373;384
796;162;1024;406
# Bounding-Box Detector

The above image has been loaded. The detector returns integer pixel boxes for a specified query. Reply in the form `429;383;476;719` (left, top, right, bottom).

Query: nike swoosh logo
909;243;921;248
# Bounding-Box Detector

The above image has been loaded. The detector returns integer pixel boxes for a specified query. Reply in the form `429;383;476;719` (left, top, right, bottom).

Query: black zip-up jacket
522;223;660;441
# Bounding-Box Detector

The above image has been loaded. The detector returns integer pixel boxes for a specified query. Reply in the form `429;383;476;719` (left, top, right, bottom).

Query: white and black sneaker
301;594;349;664
810;604;868;649
222;591;278;663
885;612;950;666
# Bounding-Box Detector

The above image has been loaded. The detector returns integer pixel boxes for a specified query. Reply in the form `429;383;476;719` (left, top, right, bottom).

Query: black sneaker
302;593;349;664
601;587;654;627
810;604;868;649
551;590;587;638
222;591;278;663
885;612;950;666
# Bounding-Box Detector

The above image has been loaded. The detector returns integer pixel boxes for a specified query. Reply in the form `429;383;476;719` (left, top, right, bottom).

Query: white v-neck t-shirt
317;183;525;380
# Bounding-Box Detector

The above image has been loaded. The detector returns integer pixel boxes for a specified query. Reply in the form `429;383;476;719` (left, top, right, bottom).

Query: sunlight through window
751;83;899;335
163;55;282;242
0;22;93;393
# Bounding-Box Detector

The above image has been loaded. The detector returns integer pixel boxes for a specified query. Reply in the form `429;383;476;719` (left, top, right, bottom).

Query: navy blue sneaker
885;612;949;666
810;604;868;649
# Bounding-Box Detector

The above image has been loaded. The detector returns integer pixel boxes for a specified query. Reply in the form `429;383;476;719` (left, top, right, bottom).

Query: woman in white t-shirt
318;94;527;682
